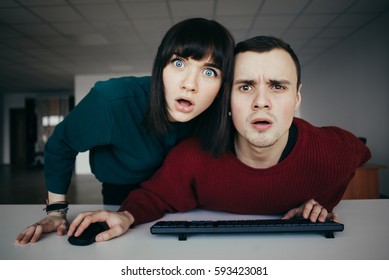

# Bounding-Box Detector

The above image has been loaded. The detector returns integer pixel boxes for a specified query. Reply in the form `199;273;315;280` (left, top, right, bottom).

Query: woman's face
163;55;222;122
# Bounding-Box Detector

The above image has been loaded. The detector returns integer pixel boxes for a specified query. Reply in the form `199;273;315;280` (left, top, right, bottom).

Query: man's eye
272;84;285;90
240;85;251;91
172;58;184;68
203;68;217;77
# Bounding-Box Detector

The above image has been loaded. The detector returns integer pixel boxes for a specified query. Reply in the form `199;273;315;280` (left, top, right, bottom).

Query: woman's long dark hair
143;18;235;156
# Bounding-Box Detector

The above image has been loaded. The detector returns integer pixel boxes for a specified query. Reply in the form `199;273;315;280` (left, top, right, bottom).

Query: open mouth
177;98;193;107
252;120;270;125
251;118;272;125
251;118;272;131
175;98;194;113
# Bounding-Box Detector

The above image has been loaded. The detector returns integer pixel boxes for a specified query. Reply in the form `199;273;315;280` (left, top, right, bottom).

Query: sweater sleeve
315;126;371;212
119;139;202;225
330;125;372;167
44;87;112;194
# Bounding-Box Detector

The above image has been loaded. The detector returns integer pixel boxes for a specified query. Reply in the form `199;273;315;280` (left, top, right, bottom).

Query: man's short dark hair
235;36;301;88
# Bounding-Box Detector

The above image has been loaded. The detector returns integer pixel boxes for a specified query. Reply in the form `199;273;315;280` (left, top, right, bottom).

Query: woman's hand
67;210;134;242
282;199;339;222
15;213;68;244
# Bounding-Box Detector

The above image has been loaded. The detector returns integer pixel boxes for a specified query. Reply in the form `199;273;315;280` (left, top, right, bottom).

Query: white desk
1;200;388;260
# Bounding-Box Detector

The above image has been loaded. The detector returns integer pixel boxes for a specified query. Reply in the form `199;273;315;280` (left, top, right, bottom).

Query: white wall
300;11;389;196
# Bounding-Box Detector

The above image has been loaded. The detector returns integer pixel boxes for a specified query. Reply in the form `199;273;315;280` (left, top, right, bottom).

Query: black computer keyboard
150;218;344;240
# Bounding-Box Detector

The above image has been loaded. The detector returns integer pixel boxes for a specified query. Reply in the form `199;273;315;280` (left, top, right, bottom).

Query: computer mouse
68;222;109;246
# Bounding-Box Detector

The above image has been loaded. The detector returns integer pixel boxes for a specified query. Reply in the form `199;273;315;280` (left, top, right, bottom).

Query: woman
15;18;235;244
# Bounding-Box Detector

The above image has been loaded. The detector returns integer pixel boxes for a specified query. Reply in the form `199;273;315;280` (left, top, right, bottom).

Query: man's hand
67;210;134;243
15;213;68;244
282;199;339;222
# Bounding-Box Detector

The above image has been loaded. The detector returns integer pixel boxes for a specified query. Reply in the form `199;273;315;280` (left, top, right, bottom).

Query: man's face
231;49;301;151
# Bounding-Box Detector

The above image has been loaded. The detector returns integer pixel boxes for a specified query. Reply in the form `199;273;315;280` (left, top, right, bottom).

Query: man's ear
295;83;302;111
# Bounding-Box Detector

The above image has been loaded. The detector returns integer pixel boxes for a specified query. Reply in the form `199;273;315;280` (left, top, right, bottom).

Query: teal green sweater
44;76;194;194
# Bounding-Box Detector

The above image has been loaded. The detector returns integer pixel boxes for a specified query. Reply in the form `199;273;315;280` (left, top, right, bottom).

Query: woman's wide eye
172;59;184;68
203;68;216;77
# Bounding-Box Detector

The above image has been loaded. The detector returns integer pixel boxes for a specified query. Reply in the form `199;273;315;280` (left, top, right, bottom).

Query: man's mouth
252;120;270;125
251;118;272;131
251;118;271;125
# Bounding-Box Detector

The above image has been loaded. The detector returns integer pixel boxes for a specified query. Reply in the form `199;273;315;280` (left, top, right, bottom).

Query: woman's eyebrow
204;62;220;69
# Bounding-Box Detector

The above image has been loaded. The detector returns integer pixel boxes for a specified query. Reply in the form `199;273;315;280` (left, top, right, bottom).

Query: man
67;36;371;243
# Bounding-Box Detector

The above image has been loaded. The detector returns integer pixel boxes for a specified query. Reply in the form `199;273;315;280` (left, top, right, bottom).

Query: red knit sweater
120;118;371;225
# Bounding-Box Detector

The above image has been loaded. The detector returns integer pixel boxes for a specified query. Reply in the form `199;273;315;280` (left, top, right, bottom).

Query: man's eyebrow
233;79;256;86
269;79;291;85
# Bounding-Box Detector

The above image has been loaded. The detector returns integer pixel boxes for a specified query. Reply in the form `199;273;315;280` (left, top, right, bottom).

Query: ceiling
1;0;389;94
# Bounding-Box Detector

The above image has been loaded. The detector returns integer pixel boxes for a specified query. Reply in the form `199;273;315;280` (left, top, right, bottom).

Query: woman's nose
181;72;198;93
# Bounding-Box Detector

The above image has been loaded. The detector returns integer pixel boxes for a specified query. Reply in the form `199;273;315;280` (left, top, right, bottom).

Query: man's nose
252;88;271;110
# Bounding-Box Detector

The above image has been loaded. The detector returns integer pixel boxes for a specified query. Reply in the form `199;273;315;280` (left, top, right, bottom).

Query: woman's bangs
172;39;224;69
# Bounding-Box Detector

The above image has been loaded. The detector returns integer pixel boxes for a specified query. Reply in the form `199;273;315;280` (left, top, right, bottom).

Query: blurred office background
0;0;388;203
